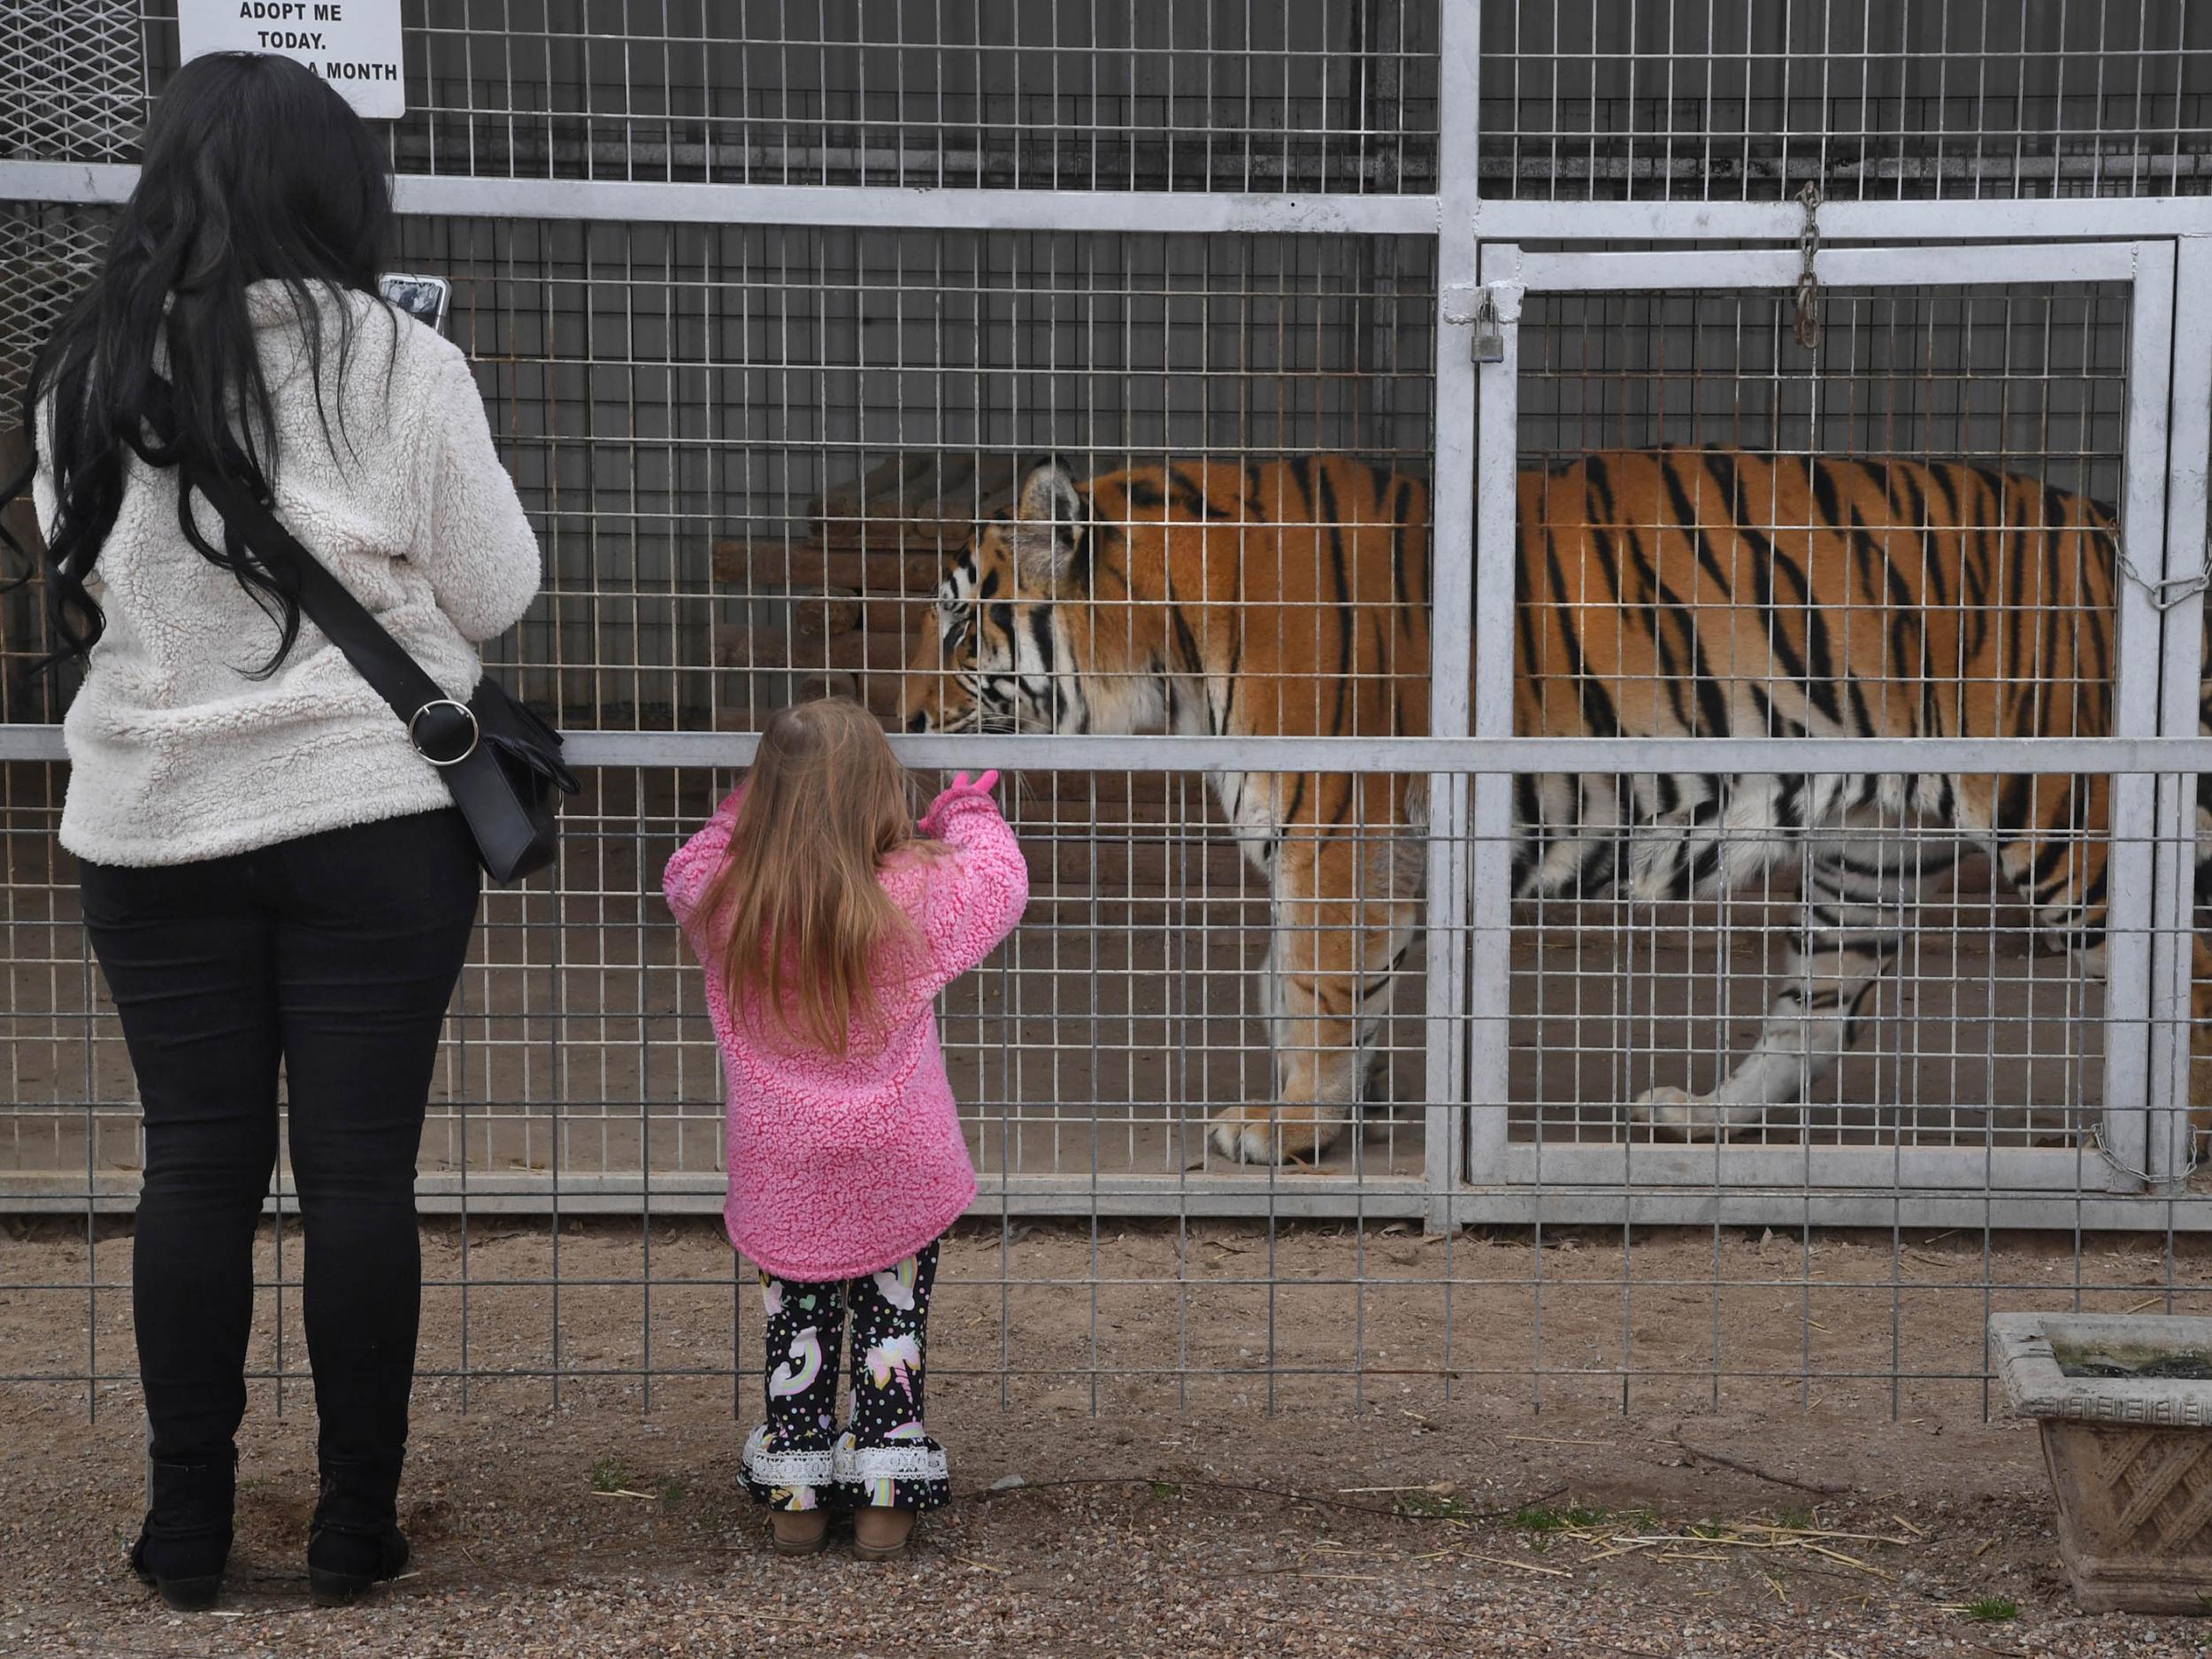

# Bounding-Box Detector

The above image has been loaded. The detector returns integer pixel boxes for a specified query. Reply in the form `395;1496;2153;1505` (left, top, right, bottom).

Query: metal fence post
1420;0;1480;1235
2150;234;2212;1184
1462;243;1524;1204
2105;239;2178;1187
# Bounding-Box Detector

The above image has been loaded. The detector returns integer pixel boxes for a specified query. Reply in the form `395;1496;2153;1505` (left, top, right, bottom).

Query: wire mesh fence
0;0;142;164
112;0;1444;193
4;3;2212;1423
387;218;1436;732
1479;0;2212;201
0;200;108;720
86;2;2212;199
10;740;2200;1200
1507;278;2139;1158
6;753;2210;1417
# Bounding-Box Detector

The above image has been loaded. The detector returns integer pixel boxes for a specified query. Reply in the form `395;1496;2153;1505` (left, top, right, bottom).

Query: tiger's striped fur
897;448;2212;1164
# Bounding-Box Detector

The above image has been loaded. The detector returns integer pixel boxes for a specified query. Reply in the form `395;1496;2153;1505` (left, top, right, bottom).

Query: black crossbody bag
194;465;579;883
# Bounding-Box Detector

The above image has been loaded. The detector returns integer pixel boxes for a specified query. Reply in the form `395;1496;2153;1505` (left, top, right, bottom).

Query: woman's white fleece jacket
35;281;544;867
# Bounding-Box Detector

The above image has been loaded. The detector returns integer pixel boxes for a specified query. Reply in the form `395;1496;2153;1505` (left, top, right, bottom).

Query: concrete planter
1990;1312;2212;1615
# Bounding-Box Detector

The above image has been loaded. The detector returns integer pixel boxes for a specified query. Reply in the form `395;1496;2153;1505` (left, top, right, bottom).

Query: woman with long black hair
1;54;541;1609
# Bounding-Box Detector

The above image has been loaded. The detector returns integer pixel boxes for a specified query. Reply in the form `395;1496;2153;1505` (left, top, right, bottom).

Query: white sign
176;2;405;120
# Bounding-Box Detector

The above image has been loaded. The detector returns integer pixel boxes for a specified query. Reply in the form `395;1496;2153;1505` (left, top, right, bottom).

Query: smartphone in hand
378;273;451;334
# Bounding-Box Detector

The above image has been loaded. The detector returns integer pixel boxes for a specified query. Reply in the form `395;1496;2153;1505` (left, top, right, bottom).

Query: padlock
1471;293;1505;363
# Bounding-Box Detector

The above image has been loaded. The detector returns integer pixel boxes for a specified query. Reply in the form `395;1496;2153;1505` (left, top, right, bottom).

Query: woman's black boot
130;1452;236;1611
306;1456;411;1607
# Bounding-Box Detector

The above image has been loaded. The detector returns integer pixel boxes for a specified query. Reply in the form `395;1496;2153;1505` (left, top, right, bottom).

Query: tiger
896;447;2212;1165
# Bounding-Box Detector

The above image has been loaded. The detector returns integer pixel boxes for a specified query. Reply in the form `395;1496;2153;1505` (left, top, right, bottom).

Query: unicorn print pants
740;1240;950;1514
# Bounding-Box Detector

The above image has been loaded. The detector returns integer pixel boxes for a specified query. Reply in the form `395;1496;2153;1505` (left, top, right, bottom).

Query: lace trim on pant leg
831;1440;948;1485
742;1422;837;1487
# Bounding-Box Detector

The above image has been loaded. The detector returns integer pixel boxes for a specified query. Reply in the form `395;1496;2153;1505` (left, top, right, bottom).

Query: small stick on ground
1502;1434;1614;1448
1452;1550;1571;1578
1671;1425;1851;1495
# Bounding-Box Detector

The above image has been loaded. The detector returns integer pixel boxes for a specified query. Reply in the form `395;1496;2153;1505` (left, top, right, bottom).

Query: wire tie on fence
1793;180;1823;351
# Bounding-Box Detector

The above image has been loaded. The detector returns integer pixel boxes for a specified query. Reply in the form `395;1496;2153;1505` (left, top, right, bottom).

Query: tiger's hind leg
1209;785;1423;1166
1637;811;1948;1142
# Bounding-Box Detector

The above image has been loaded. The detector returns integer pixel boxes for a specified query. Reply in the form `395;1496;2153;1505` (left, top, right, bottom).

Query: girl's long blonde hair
702;698;927;1056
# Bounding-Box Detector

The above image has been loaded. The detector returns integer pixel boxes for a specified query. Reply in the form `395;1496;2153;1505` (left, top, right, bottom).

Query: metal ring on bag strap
408;698;480;765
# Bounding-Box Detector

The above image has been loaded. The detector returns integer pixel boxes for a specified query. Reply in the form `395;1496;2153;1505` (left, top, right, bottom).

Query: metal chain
2114;535;2212;611
1793;180;1822;351
2089;1118;2201;1188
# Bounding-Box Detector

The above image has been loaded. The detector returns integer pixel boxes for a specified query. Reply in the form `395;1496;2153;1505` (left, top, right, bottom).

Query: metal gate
1455;236;2207;1229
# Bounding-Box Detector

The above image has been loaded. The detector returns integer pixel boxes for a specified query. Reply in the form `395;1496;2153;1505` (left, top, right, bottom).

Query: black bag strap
190;463;482;767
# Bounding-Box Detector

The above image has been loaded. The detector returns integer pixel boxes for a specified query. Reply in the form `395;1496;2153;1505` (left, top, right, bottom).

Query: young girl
663;698;1028;1560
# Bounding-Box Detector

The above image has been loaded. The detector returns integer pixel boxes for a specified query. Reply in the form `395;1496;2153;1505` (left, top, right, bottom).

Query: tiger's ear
1009;458;1085;595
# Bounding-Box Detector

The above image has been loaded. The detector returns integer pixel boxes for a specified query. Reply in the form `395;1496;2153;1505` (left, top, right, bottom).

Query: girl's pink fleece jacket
663;784;1029;1283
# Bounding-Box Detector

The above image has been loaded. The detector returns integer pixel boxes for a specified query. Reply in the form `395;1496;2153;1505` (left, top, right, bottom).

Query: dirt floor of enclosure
9;1219;2212;1654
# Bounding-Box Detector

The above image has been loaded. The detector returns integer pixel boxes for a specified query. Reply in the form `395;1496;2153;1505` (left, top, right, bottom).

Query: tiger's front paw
1207;1103;1348;1165
1631;1087;1741;1143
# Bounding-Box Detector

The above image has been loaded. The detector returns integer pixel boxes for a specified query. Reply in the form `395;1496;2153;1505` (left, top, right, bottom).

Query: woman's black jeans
80;809;480;1470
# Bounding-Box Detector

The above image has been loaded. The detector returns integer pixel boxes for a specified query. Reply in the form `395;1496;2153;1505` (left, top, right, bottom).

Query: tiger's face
898;461;1087;735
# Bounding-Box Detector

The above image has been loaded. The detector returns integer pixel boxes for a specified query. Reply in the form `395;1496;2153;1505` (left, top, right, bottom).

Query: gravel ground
8;1380;2209;1655
8;1219;2212;1655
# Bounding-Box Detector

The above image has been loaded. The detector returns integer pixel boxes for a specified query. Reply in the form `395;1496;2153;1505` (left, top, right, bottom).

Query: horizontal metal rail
11;160;2212;243
1487;240;2146;296
1473;196;2212;243
0;161;1439;235
14;726;2212;772
6;1174;2206;1234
